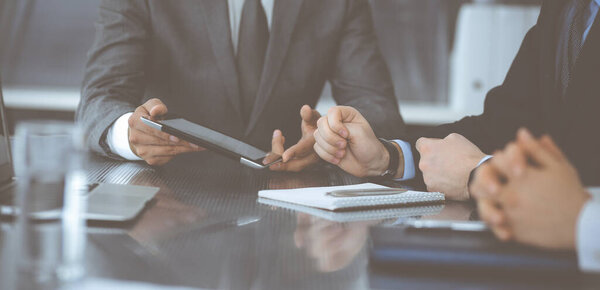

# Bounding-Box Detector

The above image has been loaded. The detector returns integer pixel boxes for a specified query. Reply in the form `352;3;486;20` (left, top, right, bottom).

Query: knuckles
415;138;430;153
445;133;460;140
135;148;147;157
327;107;340;117
128;113;137;128
418;159;429;172
146;158;162;166
316;117;325;129
128;134;138;144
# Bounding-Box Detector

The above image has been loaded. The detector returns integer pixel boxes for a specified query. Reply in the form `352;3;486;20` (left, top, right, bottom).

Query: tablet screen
161;118;267;161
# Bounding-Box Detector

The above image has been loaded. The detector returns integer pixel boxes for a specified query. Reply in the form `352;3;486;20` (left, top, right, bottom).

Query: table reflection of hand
129;195;207;246
293;213;379;272
421;201;471;221
267;171;329;190
118;166;207;247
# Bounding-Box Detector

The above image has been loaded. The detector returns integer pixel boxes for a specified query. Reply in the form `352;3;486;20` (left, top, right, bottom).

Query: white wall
316;3;540;125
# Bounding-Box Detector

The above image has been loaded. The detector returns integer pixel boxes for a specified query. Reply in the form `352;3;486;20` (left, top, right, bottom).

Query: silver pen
326;188;408;197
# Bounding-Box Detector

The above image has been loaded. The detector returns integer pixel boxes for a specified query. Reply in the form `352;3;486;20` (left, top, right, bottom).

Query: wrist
392;142;404;179
368;142;390;176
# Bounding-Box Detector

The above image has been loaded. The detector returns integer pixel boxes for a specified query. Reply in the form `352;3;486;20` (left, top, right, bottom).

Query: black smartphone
141;116;282;169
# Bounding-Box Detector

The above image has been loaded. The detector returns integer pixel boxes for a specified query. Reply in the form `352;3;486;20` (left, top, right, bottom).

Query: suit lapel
244;0;304;136
199;0;242;117
539;1;564;102
538;1;568;139
568;11;600;97
561;12;600;143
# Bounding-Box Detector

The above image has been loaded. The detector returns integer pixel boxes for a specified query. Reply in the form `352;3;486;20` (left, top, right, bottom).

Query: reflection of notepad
258;197;444;222
258;183;444;211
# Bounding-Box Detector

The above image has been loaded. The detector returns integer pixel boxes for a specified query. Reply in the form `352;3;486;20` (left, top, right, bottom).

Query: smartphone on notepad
141;116;282;169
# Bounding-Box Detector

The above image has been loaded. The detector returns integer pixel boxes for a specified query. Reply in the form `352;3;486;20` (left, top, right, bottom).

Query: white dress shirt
578;187;600;272
106;0;274;160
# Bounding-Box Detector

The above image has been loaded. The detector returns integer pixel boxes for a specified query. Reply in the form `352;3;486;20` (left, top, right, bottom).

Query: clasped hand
470;129;590;249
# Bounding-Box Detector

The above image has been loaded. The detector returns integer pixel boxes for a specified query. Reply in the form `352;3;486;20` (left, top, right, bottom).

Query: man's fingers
477;199;507;228
135;144;203;159
300;105;321;126
516;128;554;167
490;143;525;179
129;128;185;146
141;98;168;118
285;154;320;172
271;129;285;155
470;162;504;199
144;156;173;166
264;154;281;166
326;107;351;139
316;117;347;150
477;200;515;242
415;137;438;154
271;153;319;172
130;110;179;142
539;135;566;161
314;128;346;159
314;143;340;165
282;138;315;162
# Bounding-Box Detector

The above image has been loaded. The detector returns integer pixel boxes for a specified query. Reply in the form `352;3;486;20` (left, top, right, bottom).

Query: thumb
326;106;354;139
271;129;285;155
538;135;565;161
143;98;168;119
516;128;554;167
300;105;321;126
415;137;437;153
282;138;314;162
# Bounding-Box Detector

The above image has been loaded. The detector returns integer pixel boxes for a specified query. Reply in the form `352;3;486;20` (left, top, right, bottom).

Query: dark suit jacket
76;0;405;157
410;1;600;186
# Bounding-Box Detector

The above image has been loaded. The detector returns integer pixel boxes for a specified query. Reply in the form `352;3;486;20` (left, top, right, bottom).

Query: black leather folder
369;226;579;275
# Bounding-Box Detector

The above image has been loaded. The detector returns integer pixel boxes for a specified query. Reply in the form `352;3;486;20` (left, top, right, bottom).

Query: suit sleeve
75;0;151;157
329;0;406;139
405;20;546;180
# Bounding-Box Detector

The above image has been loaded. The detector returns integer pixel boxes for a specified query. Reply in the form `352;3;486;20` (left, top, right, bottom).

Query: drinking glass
13;122;87;289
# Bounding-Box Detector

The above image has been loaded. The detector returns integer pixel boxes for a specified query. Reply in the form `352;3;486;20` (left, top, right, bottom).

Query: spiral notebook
258;183;444;212
258;197;444;222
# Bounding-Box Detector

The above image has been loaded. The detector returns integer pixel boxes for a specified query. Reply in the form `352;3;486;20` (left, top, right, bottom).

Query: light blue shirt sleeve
583;0;600;42
391;140;492;181
391;140;416;181
477;155;493;167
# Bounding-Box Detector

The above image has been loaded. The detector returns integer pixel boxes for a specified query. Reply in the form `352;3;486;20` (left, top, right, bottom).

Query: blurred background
0;0;541;133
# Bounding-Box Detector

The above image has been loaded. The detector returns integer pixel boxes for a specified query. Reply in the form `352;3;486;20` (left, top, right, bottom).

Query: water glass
13;122;87;289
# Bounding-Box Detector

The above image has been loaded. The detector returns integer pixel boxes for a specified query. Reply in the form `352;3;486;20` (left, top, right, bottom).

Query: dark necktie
237;0;269;122
560;0;590;97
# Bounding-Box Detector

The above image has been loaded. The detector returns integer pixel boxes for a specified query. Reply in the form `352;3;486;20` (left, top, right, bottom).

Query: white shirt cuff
477;155;493;167
576;199;600;273
106;112;142;161
391;140;415;181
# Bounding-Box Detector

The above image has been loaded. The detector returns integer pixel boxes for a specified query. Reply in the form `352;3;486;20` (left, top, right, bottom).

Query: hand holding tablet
141;116;282;169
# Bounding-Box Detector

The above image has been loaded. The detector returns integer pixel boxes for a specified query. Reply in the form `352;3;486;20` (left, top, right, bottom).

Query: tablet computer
141;116;282;169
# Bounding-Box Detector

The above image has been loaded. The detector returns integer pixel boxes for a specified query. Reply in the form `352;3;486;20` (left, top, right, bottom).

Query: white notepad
258;183;444;211
257;197;444;222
